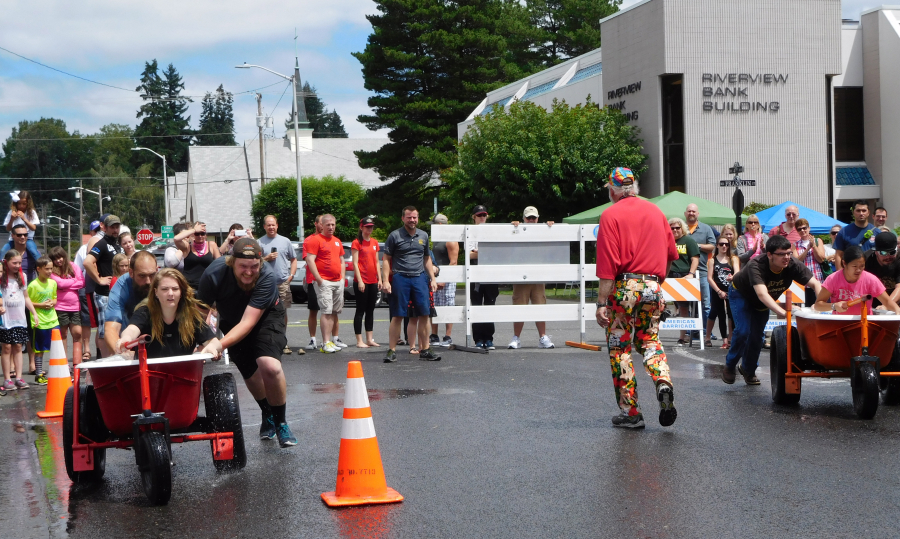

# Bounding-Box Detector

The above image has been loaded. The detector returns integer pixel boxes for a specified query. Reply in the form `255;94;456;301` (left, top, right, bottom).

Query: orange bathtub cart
770;294;900;419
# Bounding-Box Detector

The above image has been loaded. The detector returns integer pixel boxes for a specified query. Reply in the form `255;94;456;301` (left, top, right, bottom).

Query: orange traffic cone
321;361;404;507
37;328;73;418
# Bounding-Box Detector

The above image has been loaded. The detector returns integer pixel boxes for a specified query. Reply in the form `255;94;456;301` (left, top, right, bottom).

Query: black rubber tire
880;341;900;405
770;326;801;405
62;385;107;483
139;431;172;505
853;362;880;420
203;373;247;472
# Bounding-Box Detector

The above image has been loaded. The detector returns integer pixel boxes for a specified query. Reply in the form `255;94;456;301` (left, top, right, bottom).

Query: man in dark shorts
83;214;123;357
103;250;159;352
197;237;297;448
381;206;440;363
596;167;679;429
864;231;900;308
725;235;822;385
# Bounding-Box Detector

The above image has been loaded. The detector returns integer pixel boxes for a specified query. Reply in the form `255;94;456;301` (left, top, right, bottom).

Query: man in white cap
508;206;555;349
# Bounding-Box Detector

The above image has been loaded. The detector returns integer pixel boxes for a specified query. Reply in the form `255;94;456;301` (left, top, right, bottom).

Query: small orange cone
37;328;73;418
321;361;404;507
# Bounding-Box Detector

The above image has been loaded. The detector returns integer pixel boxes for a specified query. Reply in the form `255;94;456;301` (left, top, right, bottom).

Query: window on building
834;87;864;161
661;75;685;193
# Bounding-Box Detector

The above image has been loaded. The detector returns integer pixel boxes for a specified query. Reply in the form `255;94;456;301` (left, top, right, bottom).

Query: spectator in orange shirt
305;214;345;354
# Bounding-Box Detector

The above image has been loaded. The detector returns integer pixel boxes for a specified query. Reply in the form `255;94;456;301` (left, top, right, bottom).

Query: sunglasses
747;221;758;225
830;231;839;235
194;231;206;236
773;251;793;257
670;226;681;230
717;242;729;246
525;216;538;220
14;233;27;237
475;213;488;217
878;249;897;256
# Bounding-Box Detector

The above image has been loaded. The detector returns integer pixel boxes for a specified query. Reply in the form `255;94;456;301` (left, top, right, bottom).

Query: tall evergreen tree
197;84;236;146
133;61;193;172
283;81;348;138
527;0;620;66
352;0;532;199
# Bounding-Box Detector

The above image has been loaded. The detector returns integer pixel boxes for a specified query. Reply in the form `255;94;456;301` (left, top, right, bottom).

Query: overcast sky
0;0;887;151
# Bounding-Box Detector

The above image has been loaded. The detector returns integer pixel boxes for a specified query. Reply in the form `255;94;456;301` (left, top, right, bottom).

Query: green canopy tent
649;191;735;226
563;192;734;226
562;197;648;224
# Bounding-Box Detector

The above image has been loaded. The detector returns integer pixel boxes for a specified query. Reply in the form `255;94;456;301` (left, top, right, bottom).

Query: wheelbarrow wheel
139;431;172;505
203;373;247;471
880;341;900;405
852;362;880;420
62;385;108;483
770;325;801;405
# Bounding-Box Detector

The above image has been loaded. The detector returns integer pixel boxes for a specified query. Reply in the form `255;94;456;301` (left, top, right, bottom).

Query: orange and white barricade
658;277;706;349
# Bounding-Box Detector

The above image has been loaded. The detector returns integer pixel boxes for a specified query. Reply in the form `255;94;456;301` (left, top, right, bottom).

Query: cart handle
846;295;872;308
122;334;151;350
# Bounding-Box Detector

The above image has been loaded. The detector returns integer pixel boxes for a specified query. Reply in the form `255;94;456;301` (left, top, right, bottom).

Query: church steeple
292;56;310;128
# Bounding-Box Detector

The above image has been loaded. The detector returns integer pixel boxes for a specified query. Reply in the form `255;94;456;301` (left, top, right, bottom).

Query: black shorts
229;305;288;380
79;288;91;327
307;282;319;311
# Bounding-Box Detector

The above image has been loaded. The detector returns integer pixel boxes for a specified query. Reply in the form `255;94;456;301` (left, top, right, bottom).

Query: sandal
82;351;91;361
676;339;687;346
721;340;730;349
409;347;420;355
704;340;713;348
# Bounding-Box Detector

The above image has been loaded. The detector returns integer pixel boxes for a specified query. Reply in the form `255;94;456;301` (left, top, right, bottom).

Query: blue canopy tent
752;201;846;235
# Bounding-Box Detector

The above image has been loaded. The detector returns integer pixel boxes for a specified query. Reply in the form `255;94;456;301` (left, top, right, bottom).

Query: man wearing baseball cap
864;231;900;308
596;167;679;429
196;237;298;447
507;206;555;350
73;219;104;361
83;214;124;357
469;204;499;349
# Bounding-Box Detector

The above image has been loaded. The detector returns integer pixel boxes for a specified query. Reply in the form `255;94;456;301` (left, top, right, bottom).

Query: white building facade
460;1;900;224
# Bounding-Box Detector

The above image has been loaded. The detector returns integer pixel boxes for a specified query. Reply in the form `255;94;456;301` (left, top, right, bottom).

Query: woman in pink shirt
814;245;900;315
48;246;85;365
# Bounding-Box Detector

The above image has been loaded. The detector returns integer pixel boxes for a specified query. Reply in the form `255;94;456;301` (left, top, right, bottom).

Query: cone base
36;410;63;418
321;487;404;507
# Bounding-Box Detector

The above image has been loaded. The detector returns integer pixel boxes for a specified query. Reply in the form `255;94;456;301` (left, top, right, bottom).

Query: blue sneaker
475;341;485;349
485;340;496;350
276;423;298;447
259;413;276;440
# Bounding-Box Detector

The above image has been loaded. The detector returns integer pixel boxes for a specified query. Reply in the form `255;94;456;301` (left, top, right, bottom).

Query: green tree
196;84;236;146
251;175;367;241
90;160;164;230
353;0;533;209
742;202;774;216
283;81;348;138
442;98;646;223
0;118;93;195
527;0;620;66
133;60;193;173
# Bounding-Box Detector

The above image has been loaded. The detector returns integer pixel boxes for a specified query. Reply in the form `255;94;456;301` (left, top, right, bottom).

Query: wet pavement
4;302;900;538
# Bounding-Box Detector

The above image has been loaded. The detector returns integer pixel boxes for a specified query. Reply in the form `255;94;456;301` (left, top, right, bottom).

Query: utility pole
257;93;266;186
99;185;103;215
79;178;84;245
42;203;47;252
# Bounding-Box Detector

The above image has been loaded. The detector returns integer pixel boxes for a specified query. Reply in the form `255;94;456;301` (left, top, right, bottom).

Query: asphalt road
3;300;900;538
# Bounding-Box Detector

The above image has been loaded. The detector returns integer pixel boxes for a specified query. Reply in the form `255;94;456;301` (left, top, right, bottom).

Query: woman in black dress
179;222;221;291
116;269;221;359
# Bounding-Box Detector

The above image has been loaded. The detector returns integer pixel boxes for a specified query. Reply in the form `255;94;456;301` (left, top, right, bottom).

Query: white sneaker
322;341;339;353
539;335;555;349
333;337;349;349
306;337;318;350
507;336;521;349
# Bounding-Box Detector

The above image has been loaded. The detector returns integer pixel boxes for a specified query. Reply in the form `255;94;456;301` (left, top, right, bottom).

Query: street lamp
131;147;169;227
52;199;79;212
47;215;71;257
69;186;110;214
235;61;305;243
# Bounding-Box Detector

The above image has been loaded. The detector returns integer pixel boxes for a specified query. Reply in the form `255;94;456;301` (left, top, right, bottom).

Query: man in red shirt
769;205;801;243
595;167;679;429
305;214;346;353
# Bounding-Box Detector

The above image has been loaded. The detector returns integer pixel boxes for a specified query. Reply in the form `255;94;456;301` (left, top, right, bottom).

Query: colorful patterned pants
605;278;672;416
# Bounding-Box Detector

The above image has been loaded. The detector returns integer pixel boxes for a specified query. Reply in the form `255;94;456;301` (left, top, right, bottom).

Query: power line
9;132;245;142
0;44;137;93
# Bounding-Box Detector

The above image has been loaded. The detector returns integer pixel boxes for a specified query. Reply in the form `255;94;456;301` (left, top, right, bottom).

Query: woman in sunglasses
735;214;768;264
814;245;900;315
706;237;737;348
176;221;221;291
791;218;827;306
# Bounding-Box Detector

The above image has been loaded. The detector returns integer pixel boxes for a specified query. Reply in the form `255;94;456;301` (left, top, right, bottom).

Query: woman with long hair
0;250;38;390
735;214;768;264
351;217;382;348
119;231;137;260
720;223;738;249
706;236;735;348
48;246;84;365
0;190;42;263
116;269;221;358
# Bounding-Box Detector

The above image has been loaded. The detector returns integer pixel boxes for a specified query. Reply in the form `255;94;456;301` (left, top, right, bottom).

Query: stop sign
136;229;154;246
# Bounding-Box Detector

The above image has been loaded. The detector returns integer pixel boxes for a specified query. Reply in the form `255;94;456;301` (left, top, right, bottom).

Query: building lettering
701;72;786;114
607;81;642;101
